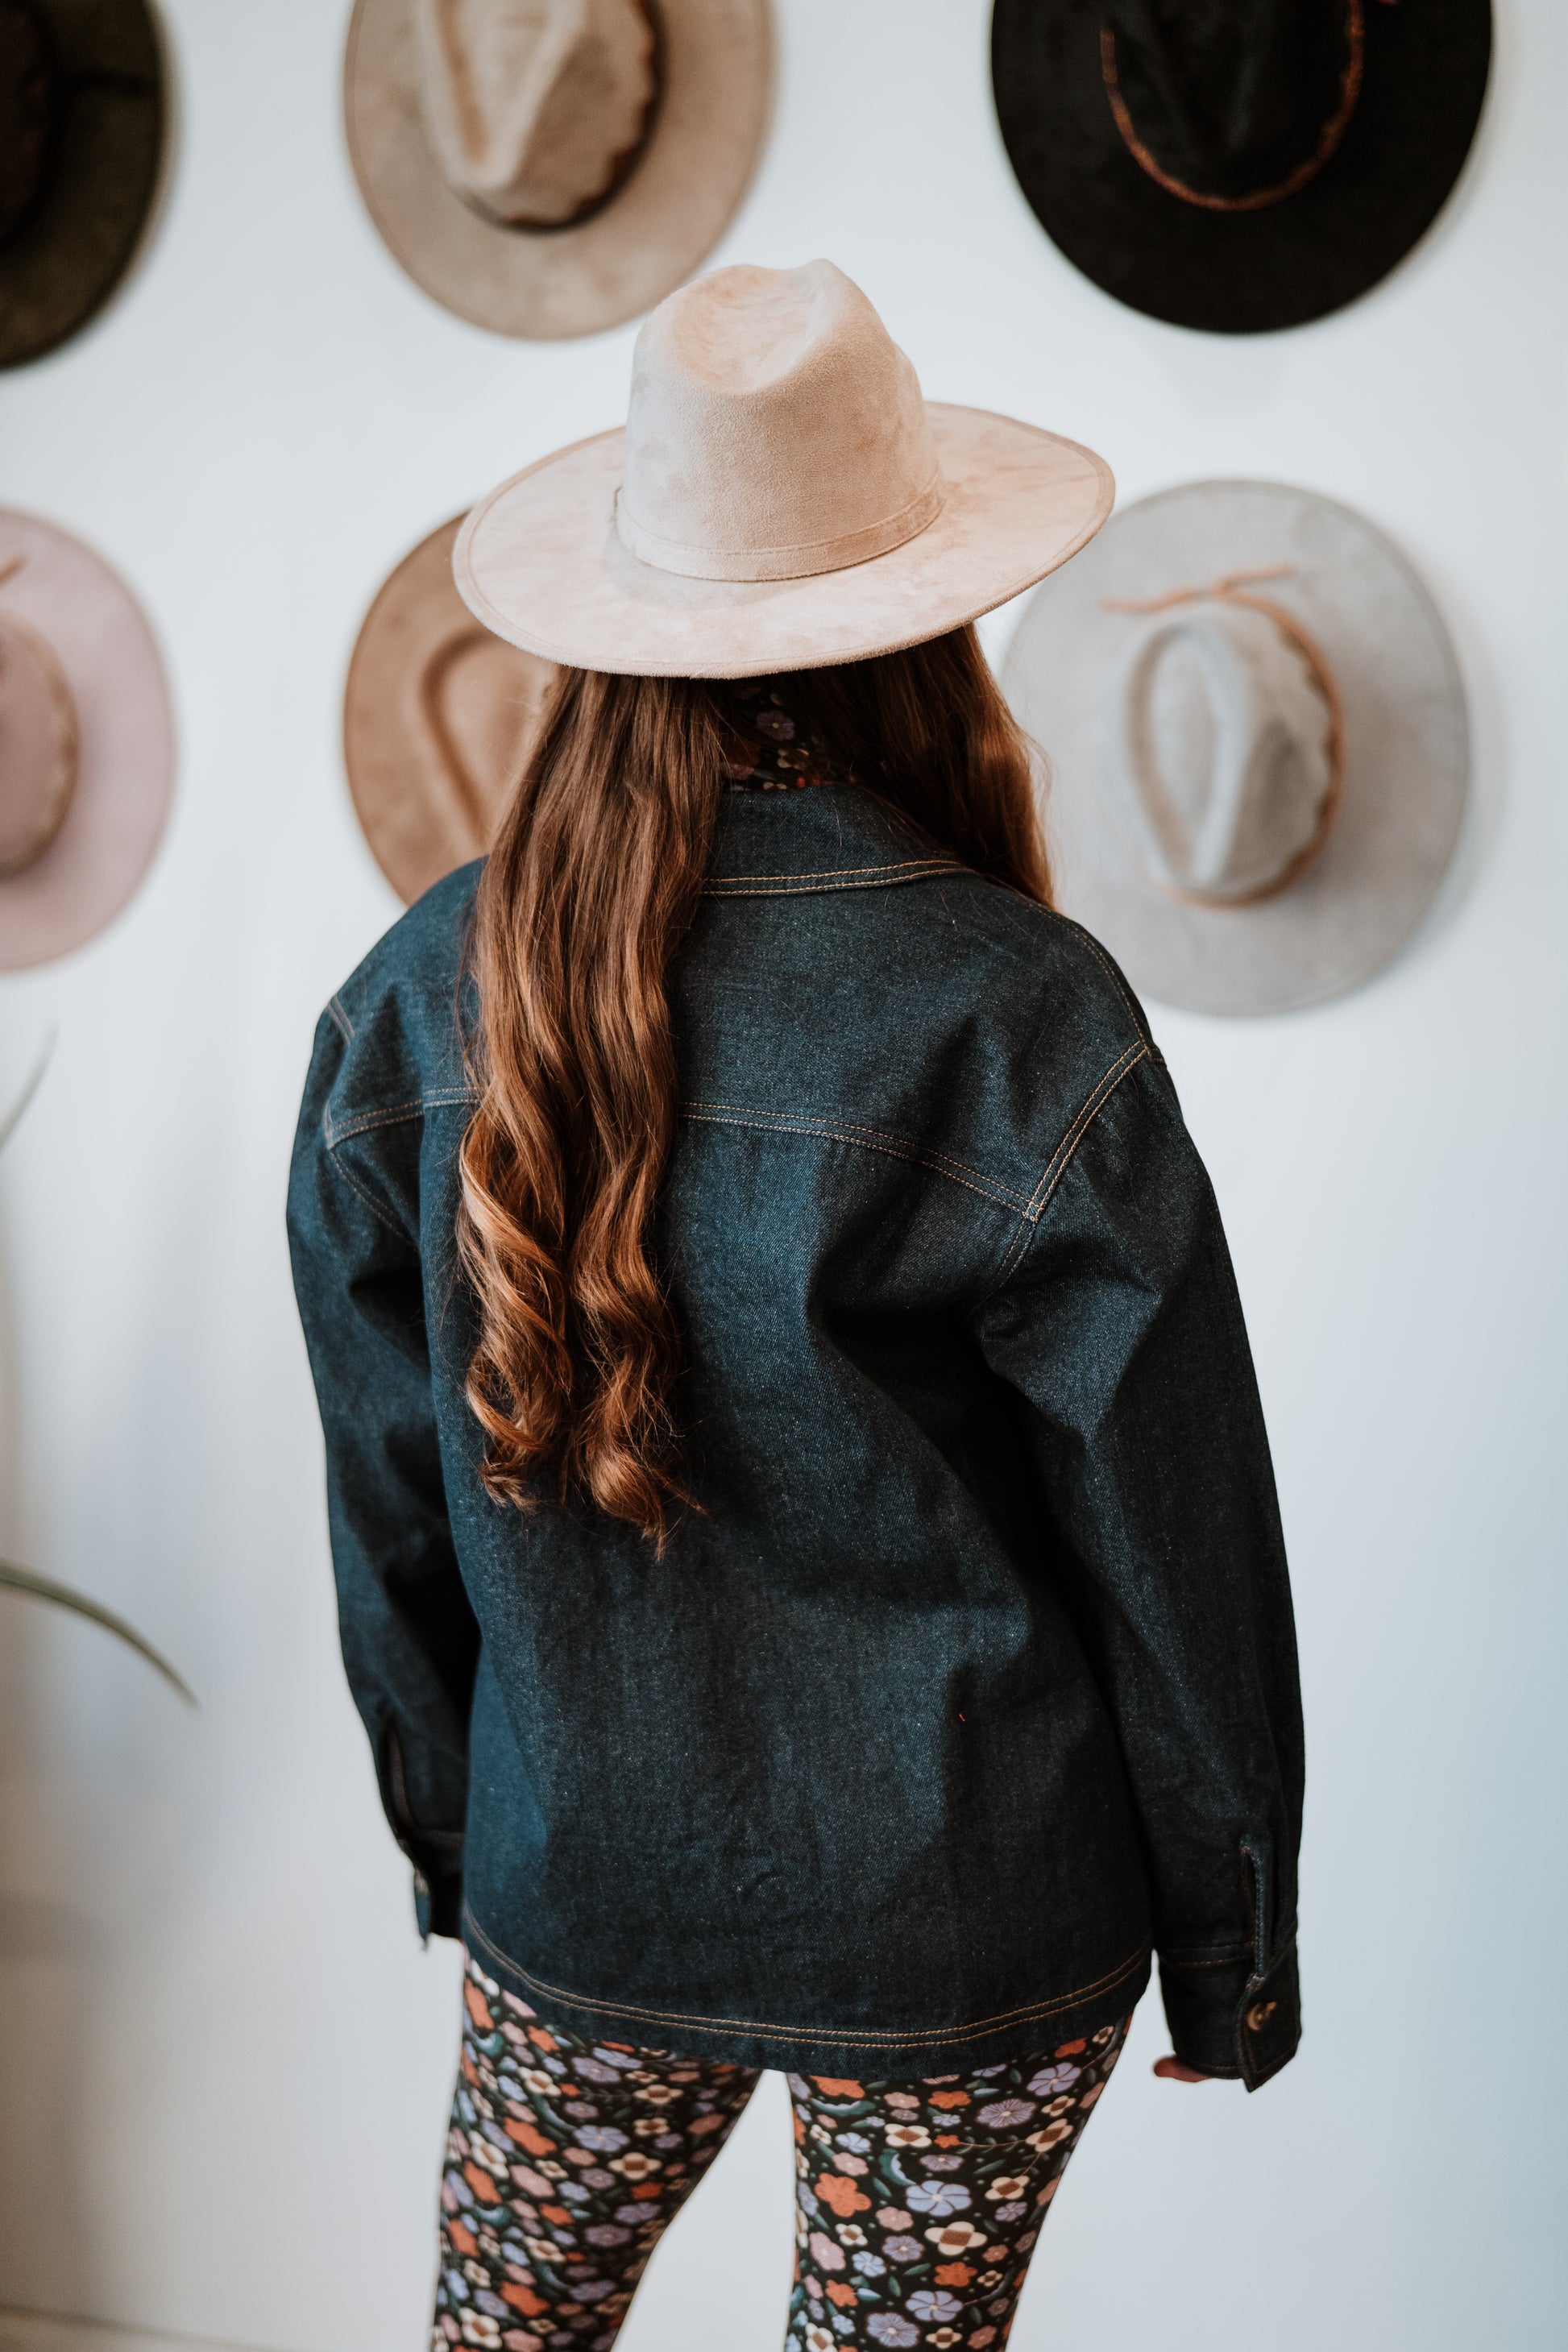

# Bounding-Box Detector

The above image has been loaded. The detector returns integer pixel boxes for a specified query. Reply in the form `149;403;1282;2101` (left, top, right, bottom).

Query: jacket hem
461;1907;1152;2074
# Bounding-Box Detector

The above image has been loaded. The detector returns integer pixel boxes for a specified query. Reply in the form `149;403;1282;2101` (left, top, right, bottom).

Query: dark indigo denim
288;783;1304;2088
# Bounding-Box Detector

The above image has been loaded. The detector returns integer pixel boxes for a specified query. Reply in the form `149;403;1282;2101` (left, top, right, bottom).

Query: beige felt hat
454;259;1115;678
344;513;558;905
0;509;173;972
1002;480;1468;1016
344;0;773;341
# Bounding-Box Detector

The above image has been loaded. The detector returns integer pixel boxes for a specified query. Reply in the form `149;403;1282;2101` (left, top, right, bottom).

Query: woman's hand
1152;2056;1213;2082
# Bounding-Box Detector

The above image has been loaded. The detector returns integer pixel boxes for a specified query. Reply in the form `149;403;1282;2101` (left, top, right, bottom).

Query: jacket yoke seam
981;1040;1149;1300
463;1910;1148;2050
704;859;963;898
324;1088;475;1149
686;1098;1029;1214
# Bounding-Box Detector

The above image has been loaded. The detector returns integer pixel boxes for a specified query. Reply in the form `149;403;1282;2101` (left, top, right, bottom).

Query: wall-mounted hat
344;0;773;341
1002;481;1467;1015
454;259;1113;678
0;0;167;370
991;0;1491;334
344;514;558;905
0;509;173;969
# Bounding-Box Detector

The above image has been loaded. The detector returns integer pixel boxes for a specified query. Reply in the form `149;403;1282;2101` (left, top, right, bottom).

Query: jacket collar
704;782;964;898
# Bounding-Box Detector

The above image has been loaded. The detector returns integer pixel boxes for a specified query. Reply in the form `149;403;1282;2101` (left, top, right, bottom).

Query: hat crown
1105;0;1357;205
414;0;656;229
616;261;945;585
0;0;59;243
1105;600;1334;902
0;603;77;878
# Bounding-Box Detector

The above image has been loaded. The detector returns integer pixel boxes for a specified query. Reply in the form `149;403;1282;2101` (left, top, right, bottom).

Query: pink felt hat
0;511;173;971
454;260;1115;678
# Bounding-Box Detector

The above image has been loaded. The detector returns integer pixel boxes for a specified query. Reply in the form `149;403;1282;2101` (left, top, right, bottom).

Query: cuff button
1245;1999;1278;2032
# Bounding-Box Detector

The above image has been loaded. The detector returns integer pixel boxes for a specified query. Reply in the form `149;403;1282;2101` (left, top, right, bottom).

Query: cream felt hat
454;260;1115;678
1002;480;1468;1016
344;0;773;341
344;514;558;905
0;509;173;971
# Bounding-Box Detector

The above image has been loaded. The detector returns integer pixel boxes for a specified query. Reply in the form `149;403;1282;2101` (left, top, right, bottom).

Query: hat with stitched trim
453;258;1114;678
991;0;1491;334
1001;479;1468;1014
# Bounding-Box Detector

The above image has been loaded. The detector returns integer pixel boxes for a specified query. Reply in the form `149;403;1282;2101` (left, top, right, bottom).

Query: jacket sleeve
286;1006;479;1941
971;1051;1304;2089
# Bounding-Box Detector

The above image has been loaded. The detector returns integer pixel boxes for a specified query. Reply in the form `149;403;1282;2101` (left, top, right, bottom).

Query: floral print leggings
435;1952;1128;2351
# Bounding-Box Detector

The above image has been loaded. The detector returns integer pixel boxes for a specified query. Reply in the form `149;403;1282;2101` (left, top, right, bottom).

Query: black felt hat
0;0;166;371
991;0;1491;334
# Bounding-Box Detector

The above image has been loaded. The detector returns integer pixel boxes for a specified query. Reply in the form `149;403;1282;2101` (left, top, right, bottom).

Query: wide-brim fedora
0;508;174;969
991;0;1491;335
344;514;558;905
1002;479;1467;1016
344;0;773;342
0;0;168;371
454;260;1114;678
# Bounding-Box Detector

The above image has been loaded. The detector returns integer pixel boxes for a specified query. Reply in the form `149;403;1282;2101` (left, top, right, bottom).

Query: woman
290;263;1302;2351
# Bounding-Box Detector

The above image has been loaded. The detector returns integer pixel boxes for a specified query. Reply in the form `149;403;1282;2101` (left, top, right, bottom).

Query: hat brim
0;0;167;371
344;0;773;342
1001;481;1467;1016
344;514;558;905
0;510;173;970
453;406;1114;678
991;0;1491;335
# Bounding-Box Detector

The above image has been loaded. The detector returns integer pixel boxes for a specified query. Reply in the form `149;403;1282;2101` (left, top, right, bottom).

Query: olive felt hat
343;514;558;905
344;0;773;341
1002;479;1467;1016
0;0;167;371
991;0;1491;334
0;508;173;969
454;259;1114;678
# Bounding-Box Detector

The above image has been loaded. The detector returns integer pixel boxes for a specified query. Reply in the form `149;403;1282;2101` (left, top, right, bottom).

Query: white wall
2;2;1564;2345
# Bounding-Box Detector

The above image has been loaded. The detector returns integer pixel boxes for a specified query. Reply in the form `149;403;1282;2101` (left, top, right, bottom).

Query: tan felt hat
344;0;773;341
0;509;173;972
344;514;558;906
1002;480;1468;1016
454;259;1115;678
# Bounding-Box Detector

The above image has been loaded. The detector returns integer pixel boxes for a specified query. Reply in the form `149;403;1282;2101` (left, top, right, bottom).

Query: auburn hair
455;624;1052;1545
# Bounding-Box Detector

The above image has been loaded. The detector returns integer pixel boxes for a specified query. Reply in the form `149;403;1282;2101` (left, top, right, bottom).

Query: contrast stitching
326;994;355;1044
711;856;962;885
325;1141;405;1238
703;861;964;898
325;1087;475;1148
981;1040;1149;1300
686;1099;1028;1214
463;1913;1148;2050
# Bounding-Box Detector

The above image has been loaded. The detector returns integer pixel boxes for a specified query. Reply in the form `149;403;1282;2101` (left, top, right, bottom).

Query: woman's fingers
1152;2055;1213;2083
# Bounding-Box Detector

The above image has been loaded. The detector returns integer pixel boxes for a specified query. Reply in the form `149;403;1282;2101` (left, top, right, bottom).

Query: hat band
1101;568;1346;908
1099;2;1365;216
614;467;947;583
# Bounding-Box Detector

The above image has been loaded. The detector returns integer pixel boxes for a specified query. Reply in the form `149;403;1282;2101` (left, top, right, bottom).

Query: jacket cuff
1158;1936;1300;2089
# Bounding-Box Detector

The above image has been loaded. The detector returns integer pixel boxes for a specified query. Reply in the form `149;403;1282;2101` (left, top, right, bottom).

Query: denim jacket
288;782;1303;2088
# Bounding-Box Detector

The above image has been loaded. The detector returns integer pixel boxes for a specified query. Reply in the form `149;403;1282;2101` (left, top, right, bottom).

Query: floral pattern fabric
713;677;844;790
434;1952;1126;2351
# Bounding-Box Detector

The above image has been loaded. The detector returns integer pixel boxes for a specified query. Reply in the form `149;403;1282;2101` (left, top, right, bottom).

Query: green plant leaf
0;1560;197;1704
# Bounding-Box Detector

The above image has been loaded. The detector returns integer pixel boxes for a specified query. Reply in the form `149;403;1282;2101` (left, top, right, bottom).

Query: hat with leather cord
454;258;1114;678
344;0;773;341
343;514;558;906
991;0;1491;334
0;509;173;969
0;0;167;369
1002;479;1468;1016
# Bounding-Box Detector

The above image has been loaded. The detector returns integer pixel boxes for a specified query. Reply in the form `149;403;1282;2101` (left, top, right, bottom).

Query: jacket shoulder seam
980;1039;1151;1298
326;993;355;1044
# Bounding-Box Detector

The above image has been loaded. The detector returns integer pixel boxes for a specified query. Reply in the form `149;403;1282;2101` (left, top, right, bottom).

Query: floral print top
712;677;844;790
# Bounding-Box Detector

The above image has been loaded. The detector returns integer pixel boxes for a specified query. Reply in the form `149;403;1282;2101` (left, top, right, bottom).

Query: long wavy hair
455;623;1052;1546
